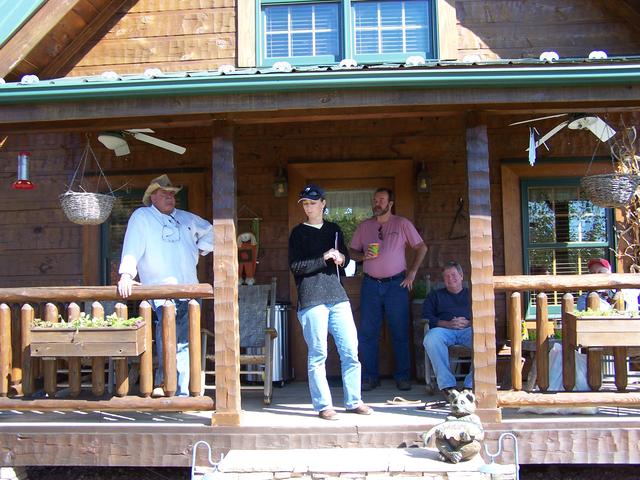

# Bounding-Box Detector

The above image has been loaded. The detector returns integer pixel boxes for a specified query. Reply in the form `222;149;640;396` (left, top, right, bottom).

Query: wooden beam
0;284;213;303
211;122;241;426
0;0;83;78
436;0;457;60
0;395;214;411
498;390;640;407
39;0;131;79
2;85;640;128
465;113;500;421
493;273;640;292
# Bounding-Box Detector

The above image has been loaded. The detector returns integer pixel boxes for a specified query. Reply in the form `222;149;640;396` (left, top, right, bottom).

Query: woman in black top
289;184;372;421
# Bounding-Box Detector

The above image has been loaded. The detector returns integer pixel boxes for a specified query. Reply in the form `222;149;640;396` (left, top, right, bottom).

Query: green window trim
520;176;615;320
256;0;437;67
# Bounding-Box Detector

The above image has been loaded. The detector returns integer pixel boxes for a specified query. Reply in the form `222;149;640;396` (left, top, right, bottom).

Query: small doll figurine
238;232;258;285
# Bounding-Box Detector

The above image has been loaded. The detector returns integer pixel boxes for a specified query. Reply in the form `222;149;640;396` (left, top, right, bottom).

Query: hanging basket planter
60;140;115;225
580;173;640;208
60;191;115;225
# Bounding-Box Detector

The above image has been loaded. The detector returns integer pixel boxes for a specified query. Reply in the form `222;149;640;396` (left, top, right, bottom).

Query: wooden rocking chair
201;277;278;404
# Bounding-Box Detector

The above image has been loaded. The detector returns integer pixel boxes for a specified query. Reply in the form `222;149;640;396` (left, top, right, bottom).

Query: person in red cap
577;258;614;311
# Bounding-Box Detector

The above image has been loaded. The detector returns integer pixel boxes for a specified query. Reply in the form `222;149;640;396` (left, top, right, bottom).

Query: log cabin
2;0;640;469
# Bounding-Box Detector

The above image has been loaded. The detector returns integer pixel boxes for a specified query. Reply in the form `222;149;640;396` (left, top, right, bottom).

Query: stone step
194;447;508;479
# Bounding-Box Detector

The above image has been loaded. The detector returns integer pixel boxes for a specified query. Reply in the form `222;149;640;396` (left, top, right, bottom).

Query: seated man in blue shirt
422;261;472;397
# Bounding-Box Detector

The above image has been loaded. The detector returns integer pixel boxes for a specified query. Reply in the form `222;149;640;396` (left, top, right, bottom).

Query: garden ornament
422;389;484;463
238;232;258;285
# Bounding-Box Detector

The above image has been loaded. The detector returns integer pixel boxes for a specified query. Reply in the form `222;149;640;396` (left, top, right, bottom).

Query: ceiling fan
97;129;186;156
510;113;617;151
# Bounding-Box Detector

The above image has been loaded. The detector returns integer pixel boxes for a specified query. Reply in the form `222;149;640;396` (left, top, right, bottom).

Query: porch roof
2;57;640;106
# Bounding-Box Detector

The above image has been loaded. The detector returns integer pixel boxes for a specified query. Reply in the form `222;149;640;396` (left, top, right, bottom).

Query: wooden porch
2;380;640;466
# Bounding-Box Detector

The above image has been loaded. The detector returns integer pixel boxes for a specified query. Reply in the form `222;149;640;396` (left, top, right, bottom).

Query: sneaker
319;408;339;421
361;378;380;391
396;379;412;391
345;404;373;415
151;386;165;398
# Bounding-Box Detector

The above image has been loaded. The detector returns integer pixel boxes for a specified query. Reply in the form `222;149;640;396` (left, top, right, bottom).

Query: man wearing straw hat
117;174;213;397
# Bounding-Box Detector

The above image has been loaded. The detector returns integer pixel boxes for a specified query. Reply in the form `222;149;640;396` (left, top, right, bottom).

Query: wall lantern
12;151;35;190
479;432;520;480
416;161;431;193
272;166;288;198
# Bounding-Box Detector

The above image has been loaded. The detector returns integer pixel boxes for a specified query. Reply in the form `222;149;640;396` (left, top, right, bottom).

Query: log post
508;292;522;391
20;304;34;396
114;303;129;397
0;304;11;397
162;301;177;397
612;292;628;391
10;304;21;396
188;300;202;396
562;294;576;392
536;293;549;392
43;303;59;397
586;292;603;391
212;122;242;426
91;302;105;397
139;301;153;397
465;115;499;422
66;303;82;397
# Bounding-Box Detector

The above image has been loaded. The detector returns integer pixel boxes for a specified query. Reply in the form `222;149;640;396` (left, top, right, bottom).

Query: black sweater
288;222;350;310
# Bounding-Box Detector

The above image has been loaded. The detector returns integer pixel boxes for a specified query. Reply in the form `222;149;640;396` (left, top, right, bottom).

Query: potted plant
30;312;146;357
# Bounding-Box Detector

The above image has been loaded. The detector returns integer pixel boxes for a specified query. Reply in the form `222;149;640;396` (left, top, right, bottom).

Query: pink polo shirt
351;214;423;279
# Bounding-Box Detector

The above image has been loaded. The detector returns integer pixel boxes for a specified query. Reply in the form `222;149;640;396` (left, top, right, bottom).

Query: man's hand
448;317;470;330
117;273;140;298
400;270;417;290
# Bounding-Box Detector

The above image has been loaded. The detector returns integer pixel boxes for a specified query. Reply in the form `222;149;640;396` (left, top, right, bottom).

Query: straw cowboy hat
142;174;182;206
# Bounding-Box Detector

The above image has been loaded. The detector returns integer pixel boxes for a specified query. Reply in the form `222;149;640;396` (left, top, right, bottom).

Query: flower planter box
30;322;146;357
564;312;640;348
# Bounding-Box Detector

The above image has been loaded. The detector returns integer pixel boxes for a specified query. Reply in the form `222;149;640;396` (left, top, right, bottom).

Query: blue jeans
297;301;362;412
359;274;410;382
152;299;191;397
423;326;473;390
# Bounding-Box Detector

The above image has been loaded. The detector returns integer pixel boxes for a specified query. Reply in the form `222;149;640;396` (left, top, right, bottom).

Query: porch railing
495;273;640;408
0;284;215;411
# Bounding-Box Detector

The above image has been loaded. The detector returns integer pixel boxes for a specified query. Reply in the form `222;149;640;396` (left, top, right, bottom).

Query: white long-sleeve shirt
118;205;213;286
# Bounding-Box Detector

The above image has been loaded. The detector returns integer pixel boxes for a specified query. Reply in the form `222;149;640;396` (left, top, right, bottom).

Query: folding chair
201;277;278;404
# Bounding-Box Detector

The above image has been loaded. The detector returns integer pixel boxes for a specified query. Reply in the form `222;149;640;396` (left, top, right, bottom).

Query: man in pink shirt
350;188;427;391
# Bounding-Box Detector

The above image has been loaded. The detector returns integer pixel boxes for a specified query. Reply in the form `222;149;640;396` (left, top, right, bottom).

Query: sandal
385;396;422;405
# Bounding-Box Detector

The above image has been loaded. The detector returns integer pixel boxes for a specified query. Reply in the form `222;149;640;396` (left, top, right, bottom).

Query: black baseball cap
298;184;325;202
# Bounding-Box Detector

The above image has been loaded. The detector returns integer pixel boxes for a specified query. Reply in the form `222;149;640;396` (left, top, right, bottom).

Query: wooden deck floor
2;379;640;467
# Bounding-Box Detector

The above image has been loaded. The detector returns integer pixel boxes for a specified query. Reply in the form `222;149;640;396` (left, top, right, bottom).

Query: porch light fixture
479;432;520;480
12;151;35;190
272;166;288;198
416;161;431;193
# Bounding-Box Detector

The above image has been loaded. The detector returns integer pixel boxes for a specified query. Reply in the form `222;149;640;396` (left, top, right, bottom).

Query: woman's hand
323;248;345;266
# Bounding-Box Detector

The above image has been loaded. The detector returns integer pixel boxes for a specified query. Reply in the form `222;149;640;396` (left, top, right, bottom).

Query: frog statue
422;389;484;463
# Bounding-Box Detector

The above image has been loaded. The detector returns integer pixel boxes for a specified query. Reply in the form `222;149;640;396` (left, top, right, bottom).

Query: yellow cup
368;242;380;258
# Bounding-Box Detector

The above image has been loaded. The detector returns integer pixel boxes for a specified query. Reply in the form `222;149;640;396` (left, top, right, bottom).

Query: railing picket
91;301;105;397
536;293;549;392
586;292;603;391
613;292;628;392
508;292;522;391
43;303;59;397
139;302;153;397
10;304;21;396
66;303;81;397
114;303;130;397
562;294;576;392
162;301;177;397
20;304;33;396
188;300;202;397
0;304;11;397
